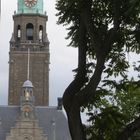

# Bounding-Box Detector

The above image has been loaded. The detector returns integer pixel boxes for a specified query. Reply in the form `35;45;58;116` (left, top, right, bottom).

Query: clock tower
8;0;50;106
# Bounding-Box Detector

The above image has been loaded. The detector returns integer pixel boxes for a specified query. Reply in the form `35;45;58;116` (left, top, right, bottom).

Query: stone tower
8;0;50;106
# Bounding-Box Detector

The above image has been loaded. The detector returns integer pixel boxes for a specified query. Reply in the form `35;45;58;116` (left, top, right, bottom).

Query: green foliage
56;0;140;50
86;107;126;140
85;80;140;140
56;0;140;81
114;81;140;121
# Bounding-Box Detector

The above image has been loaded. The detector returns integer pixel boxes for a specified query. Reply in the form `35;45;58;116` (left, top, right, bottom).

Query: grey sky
0;0;77;106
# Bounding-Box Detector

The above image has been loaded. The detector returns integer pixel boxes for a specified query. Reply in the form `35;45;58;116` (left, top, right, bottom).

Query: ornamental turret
20;80;35;119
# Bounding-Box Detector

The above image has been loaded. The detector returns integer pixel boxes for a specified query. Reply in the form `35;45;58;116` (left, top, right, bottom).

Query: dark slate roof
0;106;71;140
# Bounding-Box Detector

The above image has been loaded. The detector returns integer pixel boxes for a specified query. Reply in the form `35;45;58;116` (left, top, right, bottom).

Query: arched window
17;25;21;40
26;23;34;40
39;25;43;42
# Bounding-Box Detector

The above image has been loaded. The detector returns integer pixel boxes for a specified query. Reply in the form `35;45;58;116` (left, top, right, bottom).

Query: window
39;25;43;42
17;25;21;40
26;23;34;40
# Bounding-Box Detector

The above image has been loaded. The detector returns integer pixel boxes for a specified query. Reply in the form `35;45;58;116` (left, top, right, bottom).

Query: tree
85;80;140;140
56;0;140;139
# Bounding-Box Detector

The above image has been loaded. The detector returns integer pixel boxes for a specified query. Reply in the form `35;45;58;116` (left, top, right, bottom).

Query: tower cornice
13;13;48;20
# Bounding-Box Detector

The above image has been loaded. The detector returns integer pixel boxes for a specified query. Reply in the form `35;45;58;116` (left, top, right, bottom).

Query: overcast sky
0;0;78;106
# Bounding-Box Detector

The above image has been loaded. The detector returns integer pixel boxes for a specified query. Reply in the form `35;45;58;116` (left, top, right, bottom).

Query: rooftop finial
27;48;30;80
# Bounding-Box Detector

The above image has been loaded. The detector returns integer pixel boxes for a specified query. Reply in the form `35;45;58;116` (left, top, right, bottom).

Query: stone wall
6;119;48;140
9;50;49;106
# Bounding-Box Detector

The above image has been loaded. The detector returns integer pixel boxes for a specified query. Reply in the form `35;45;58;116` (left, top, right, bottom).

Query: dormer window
26;23;34;40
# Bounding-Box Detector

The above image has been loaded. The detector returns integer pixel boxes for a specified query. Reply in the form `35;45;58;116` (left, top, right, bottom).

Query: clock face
24;0;38;8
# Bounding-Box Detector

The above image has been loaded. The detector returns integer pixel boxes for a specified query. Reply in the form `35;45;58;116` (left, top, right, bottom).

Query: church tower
8;0;50;106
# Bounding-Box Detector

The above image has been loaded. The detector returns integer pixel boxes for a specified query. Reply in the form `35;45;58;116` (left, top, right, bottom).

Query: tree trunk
66;101;86;140
63;14;87;140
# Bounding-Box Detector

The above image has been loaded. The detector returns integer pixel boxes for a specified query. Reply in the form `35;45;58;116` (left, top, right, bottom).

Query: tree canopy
85;79;140;140
56;0;140;140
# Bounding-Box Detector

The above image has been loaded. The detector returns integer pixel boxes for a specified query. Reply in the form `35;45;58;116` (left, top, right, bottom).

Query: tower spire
27;48;30;80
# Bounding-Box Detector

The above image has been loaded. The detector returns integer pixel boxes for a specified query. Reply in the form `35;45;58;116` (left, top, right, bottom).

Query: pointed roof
23;80;33;88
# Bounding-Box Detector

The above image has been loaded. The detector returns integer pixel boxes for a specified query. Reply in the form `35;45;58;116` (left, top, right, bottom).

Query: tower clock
24;0;38;7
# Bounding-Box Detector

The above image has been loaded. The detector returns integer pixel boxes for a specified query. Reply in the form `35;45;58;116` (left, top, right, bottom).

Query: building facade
0;0;71;139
